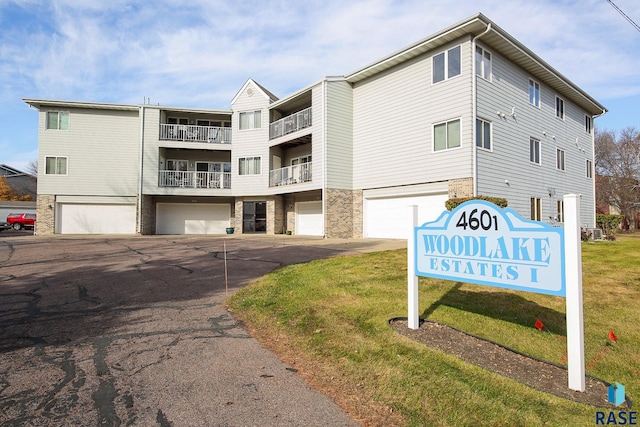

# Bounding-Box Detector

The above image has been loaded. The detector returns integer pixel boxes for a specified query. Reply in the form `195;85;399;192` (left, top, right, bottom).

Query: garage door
156;203;230;235
364;193;448;239
58;204;136;234
296;201;323;236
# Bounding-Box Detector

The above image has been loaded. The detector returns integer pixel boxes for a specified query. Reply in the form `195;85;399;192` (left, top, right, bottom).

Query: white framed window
556;148;565;171
475;46;491;80
529;79;540;107
45;156;68;175
585;115;592;134
166;159;187;171
530;197;542;221
432;46;461;84
239;156;261;175
433;119;461;151
586;159;593;178
46;111;69;130
556;200;564;223
555;96;565;120
475;118;491;150
529;137;541;164
239;111;261;130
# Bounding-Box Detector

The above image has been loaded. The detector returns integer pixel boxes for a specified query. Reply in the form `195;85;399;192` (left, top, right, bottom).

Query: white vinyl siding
38;107;140;196
475;50;596;227
352;38;473;190
325;80;352;189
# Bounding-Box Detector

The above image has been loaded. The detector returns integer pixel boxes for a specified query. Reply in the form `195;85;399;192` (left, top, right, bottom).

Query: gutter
322;79;327;238
471;23;492;197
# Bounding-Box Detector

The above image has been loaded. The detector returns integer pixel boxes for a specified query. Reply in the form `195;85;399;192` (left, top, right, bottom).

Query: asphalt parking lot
0;233;405;426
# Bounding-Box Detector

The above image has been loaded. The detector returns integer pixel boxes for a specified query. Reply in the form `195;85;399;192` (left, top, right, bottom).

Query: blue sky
1;0;639;172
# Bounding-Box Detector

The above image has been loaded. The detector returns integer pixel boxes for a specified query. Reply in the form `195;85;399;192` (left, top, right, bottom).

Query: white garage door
58;204;136;234
364;193;449;239
296;201;323;236
156;203;230;235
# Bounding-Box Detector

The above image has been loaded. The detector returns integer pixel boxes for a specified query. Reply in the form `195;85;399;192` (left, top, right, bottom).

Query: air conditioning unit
588;228;603;240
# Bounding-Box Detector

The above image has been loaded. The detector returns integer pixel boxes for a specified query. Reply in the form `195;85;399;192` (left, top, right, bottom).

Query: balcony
159;124;231;144
158;171;231;189
269;107;312;139
269;162;312;187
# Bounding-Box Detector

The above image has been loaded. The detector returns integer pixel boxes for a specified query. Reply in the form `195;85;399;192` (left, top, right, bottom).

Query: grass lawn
227;235;640;426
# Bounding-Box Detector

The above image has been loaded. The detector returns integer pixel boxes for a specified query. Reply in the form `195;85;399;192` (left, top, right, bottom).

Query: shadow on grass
421;283;567;335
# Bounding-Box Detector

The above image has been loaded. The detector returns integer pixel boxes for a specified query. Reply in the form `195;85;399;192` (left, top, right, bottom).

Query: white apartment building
25;13;606;238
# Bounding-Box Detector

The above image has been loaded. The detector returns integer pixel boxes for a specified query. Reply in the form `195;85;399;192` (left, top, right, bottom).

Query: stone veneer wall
35;194;55;236
448;177;474;199
325;188;361;239
139;195;156;235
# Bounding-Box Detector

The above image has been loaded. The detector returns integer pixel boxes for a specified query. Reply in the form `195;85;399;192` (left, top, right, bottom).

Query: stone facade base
325;188;362;239
35;194;56;236
448;178;474;199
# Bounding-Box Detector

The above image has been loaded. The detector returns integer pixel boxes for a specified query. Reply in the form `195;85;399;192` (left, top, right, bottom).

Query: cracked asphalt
0;234;404;426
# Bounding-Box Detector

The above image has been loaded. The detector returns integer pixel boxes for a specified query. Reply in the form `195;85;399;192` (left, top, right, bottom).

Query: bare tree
595;127;640;230
26;160;38;176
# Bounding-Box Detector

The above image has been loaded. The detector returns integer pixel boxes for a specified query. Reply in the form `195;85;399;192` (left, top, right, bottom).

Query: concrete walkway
0;235;405;426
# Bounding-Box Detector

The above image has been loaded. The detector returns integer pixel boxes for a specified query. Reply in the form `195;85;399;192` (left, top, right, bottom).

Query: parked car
6;213;36;230
0;221;11;232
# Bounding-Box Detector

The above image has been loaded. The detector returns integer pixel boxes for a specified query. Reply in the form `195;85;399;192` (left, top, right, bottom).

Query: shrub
445;195;508;211
596;214;624;236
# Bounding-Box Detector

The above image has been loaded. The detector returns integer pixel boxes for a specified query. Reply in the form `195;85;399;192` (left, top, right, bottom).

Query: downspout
137;105;145;234
322;79;327;238
471;23;491;197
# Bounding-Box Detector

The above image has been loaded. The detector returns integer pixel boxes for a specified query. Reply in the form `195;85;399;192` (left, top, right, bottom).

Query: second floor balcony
158;170;231;189
269;162;312;187
159;124;232;144
269;107;312;139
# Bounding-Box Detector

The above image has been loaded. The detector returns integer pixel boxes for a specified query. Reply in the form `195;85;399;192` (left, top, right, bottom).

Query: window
555;96;565;119
556;148;565;171
433;46;461;83
556;200;564;223
239;157;261;175
476;119;491;150
46;111;69;130
167;117;188;125
529;79;540;107
530;197;542;221
45;156;68;175
239;111;261;130
529;137;541;164
586;159;593;178
433;119;461;151
475;46;491;80
585;115;592;134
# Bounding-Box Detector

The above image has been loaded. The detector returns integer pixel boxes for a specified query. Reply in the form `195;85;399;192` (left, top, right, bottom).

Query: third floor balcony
269;107;312;140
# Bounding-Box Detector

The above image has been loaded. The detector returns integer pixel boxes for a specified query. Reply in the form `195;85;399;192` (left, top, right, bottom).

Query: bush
445;195;508;211
596;214;624;236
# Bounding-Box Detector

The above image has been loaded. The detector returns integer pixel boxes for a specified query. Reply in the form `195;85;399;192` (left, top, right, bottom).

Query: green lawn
227;235;640;426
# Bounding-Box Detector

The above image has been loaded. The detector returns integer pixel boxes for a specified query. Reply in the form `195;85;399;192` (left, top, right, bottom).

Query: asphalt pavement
0;234;405;426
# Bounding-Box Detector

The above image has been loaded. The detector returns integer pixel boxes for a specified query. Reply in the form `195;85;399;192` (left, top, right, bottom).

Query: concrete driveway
0;234;404;426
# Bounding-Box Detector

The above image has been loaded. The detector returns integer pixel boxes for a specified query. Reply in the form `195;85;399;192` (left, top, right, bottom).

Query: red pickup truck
6;213;36;230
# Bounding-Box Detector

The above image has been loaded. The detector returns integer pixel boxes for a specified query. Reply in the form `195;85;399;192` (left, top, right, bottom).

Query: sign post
408;198;585;392
564;194;585;392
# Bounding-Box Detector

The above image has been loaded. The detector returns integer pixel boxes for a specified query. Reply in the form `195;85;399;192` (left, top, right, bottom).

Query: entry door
243;201;267;233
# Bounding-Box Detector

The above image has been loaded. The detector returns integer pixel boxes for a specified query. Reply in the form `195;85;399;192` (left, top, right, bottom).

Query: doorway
243;201;267;233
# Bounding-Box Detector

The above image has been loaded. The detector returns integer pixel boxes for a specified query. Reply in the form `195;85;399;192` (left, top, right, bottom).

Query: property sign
407;196;585;392
414;200;565;296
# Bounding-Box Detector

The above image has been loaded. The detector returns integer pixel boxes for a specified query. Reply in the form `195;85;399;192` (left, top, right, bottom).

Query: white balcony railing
159;124;231;144
269;162;312;187
269;107;312;139
158;171;231;189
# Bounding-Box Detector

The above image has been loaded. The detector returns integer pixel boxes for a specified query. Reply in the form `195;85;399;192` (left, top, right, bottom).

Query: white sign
414;200;565;296
407;196;585;392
